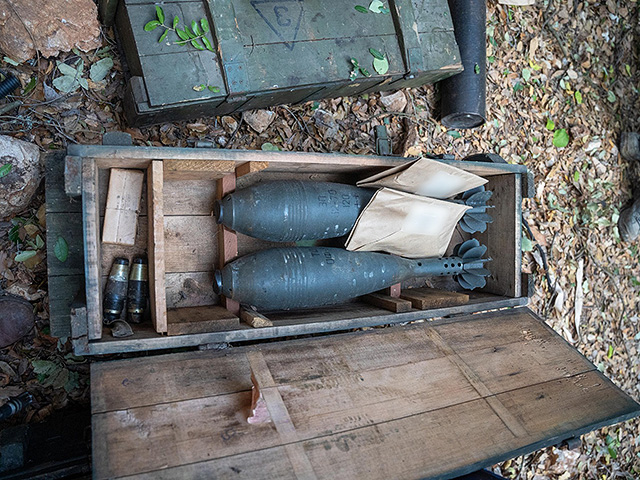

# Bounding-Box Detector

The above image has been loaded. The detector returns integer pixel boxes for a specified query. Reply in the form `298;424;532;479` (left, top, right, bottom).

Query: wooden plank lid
91;308;640;479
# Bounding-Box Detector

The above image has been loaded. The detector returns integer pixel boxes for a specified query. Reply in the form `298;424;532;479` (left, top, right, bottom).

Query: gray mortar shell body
216;181;375;242
103;258;129;322
214;247;468;311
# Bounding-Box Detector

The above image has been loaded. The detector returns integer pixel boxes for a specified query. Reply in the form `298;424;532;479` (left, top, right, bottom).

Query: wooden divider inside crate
83;158;103;341
147;160;167;334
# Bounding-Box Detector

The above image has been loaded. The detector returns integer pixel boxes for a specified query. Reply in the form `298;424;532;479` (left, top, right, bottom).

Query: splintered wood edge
241;309;273;328
82;157;103;340
148;161;168;334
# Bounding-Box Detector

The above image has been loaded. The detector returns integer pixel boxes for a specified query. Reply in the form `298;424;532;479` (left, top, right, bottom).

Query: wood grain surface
91;309;640;479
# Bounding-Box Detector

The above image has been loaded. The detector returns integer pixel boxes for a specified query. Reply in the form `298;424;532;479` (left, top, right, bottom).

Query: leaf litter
0;1;638;476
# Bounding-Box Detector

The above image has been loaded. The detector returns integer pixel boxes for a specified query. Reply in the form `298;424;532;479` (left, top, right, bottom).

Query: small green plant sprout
144;6;215;52
193;84;221;93
369;48;389;75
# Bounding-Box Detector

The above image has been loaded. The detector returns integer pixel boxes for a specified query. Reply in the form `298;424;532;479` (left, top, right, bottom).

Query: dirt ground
0;0;639;478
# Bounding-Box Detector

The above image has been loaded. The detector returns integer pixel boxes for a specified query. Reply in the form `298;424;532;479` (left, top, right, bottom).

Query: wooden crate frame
68;145;531;355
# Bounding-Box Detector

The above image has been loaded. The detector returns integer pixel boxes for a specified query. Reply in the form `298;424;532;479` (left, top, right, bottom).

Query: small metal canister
103;258;129;323
127;257;149;323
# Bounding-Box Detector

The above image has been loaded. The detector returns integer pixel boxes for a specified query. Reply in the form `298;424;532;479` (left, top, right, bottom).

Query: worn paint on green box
112;0;462;125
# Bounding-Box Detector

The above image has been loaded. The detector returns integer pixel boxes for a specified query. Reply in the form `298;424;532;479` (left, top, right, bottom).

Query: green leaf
57;61;79;77
144;20;161;31
261;142;280;151
350;58;359;68
369;48;385;60
191;39;205;50
22;76;37;95
173;16;179;29
607;344;614;358
553;129;569;148
32;359;58;375
545;118;555;131
15;250;36;262
156;5;165;23
355;5;368;13
573;170;580;183
185;26;197;39
447;130;462;139
607;90;616;103
54;236;69;262
201;18;210;33
8;224;20;242
513;82;524;92
78;77;88;90
625;64;631;76
202;36;214;51
89;57;113;82
369;0;384;12
0;164;11;178
159;29;169;43
522;68;531;82
176;28;190;41
574;90;583;104
474;63;480;74
192;20;202;36
359;67;371;77
3;56;20;66
521;236;534;252
35;234;44;249
373;56;389;75
52;75;81;93
208;85;221;93
349;69;358;81
193;84;206;92
64;370;80;393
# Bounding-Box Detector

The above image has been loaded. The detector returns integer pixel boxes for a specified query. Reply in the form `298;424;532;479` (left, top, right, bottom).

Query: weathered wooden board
102;168;144;246
91;309;640;479
166;305;239;336
114;0;462;125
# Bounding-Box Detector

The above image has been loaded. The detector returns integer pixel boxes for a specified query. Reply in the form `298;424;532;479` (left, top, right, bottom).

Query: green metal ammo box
101;0;463;126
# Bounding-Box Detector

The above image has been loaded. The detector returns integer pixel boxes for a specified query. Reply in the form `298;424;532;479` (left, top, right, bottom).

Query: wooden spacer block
363;293;412;313
384;283;402;298
166;306;239;336
163;159;237;179
241;309;273;328
102;168;144;246
400;287;469;310
235;161;269;178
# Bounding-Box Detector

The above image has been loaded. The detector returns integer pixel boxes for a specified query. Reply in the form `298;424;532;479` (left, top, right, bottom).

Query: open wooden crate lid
91;308;640;479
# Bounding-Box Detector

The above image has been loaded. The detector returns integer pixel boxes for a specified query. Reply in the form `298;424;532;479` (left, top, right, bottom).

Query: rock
242;110;275;134
312;109;340;140
221;115;239;134
0;0;101;63
379;91;407;112
0;135;43;219
0;295;34;348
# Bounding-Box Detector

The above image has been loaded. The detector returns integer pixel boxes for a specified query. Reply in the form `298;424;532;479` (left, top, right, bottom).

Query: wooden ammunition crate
102;0;462;126
53;145;530;355
45;145;640;479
